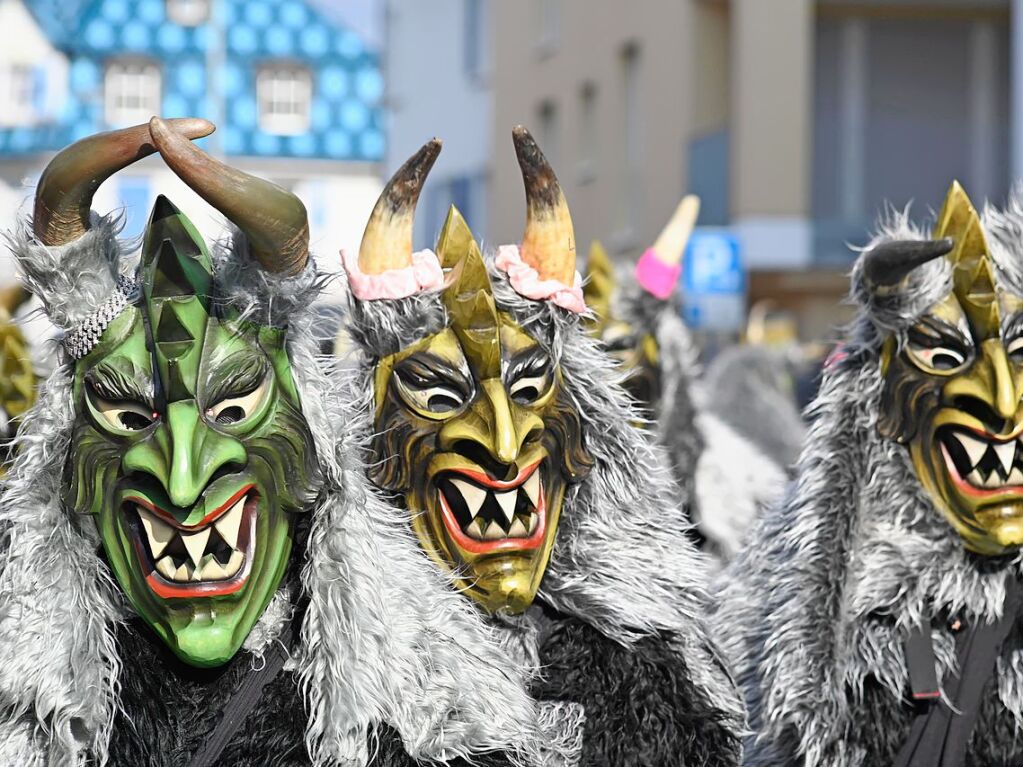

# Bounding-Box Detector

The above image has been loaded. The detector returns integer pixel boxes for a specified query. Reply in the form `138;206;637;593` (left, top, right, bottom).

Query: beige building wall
489;0;702;261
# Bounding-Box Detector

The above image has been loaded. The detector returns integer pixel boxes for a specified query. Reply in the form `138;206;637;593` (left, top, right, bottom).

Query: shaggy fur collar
0;219;554;766
714;199;1023;766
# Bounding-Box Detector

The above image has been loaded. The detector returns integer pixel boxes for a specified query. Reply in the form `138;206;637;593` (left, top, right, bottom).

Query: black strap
894;576;1021;767
187;616;298;767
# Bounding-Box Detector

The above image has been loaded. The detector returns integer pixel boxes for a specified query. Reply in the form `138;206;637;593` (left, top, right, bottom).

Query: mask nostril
951;395;1011;434
450;439;518;481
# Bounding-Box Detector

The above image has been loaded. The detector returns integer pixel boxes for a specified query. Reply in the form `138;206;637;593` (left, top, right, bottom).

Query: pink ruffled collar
494;244;586;314
341;248;445;301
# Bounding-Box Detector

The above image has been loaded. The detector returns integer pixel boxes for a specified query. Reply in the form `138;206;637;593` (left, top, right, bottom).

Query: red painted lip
125;484;255;531
128;490;258;599
437;461;546;555
941;441;1023;501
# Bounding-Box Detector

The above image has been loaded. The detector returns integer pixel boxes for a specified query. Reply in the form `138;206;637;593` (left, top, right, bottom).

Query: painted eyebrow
505;346;550;379
909;314;971;347
1002;312;1023;342
205;353;269;404
85;360;155;407
394;352;472;390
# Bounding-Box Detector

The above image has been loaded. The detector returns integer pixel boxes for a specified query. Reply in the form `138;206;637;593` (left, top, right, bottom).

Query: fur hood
713;198;1023;766
344;255;744;726
0;217;558;767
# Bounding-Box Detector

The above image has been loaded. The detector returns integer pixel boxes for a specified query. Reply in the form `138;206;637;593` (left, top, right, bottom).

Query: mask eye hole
907;341;969;373
206;378;270;427
91;395;157;433
393;366;469;417
1008;336;1023;361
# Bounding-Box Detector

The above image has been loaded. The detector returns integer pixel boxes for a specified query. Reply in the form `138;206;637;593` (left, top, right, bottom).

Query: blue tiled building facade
2;0;384;162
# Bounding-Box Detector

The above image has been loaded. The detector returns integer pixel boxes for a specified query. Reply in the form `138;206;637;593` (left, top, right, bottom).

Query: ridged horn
359;138;441;274
513;125;576;285
861;238;954;289
148;116;309;276
650;195;700;267
33;118;215;246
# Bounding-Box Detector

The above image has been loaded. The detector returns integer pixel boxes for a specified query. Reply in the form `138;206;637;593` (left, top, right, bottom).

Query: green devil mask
357;133;593;615
874;182;1023;556
35;119;319;667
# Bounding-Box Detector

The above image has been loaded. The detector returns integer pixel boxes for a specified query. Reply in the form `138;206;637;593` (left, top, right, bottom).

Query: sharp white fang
174;562;191;582
995;441;1018;475
202;560;228;580
138;507;175;559
451;479;486;518
968;469;984;487
508;517;528;537
181;528;211;568
465;517;486;540
527;512;539;534
955;432;989;468
495;490;517;523
156;556;176;579
224;550;245;577
523;471;540;507
984;470;1003;489
1009;467;1023;485
214;498;245;550
483;520;506;539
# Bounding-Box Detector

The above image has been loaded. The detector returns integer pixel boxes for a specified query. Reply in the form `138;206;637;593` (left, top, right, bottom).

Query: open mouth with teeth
436;460;546;554
125;485;257;599
940;426;1023;498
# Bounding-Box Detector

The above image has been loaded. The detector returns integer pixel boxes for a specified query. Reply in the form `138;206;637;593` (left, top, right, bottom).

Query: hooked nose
438;379;544;477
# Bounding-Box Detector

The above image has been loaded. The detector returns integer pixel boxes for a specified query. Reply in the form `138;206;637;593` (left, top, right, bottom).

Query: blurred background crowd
0;0;1015;415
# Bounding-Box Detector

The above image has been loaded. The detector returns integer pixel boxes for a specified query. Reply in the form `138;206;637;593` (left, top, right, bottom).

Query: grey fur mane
713;198;1023;766
0;216;553;766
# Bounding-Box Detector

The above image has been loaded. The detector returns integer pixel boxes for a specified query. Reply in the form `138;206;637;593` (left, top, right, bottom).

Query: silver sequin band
62;275;140;360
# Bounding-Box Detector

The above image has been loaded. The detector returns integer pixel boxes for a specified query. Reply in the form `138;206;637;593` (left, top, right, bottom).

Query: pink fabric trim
634;248;682;300
341;248;444;300
494;244;586;314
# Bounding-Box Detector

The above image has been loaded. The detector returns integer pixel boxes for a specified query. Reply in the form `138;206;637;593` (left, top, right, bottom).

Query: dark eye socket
118;411;154;431
508;354;553;405
393;361;472;415
930;351;964;371
214;406;246;425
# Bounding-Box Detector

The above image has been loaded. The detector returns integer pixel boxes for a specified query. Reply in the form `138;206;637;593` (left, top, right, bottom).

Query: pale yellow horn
650;195;701;267
358;138;441;274
513;126;576;285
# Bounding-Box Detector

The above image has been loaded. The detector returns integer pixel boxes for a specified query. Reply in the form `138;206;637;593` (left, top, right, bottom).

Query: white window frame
166;0;210;26
0;63;37;127
104;59;161;128
256;63;313;136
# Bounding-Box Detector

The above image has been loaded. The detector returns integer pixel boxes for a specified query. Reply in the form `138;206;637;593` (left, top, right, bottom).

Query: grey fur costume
0;214;570;767
610;276;786;563
714;197;1023;766
344;255;745;766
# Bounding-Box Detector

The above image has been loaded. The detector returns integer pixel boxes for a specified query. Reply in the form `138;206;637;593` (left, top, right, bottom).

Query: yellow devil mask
351;130;593;614
875;182;1023;555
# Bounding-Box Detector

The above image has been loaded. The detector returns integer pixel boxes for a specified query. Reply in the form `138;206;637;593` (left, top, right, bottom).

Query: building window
578;82;597;183
104;60;161;128
537;100;560;170
257;63;313;135
0;64;37;127
618;43;642;238
464;0;490;81
536;0;561;55
166;0;210;26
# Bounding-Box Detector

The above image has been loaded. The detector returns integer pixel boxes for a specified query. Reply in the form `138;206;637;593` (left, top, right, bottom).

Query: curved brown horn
862;238;953;289
513;125;576;285
358;138;441;274
34;118;215;246
148;116;309;276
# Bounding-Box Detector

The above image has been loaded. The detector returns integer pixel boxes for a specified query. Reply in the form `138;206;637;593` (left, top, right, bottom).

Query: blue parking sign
682;231;745;331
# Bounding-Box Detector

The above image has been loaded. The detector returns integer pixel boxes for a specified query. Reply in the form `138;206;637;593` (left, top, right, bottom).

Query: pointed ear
583;240;615;323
